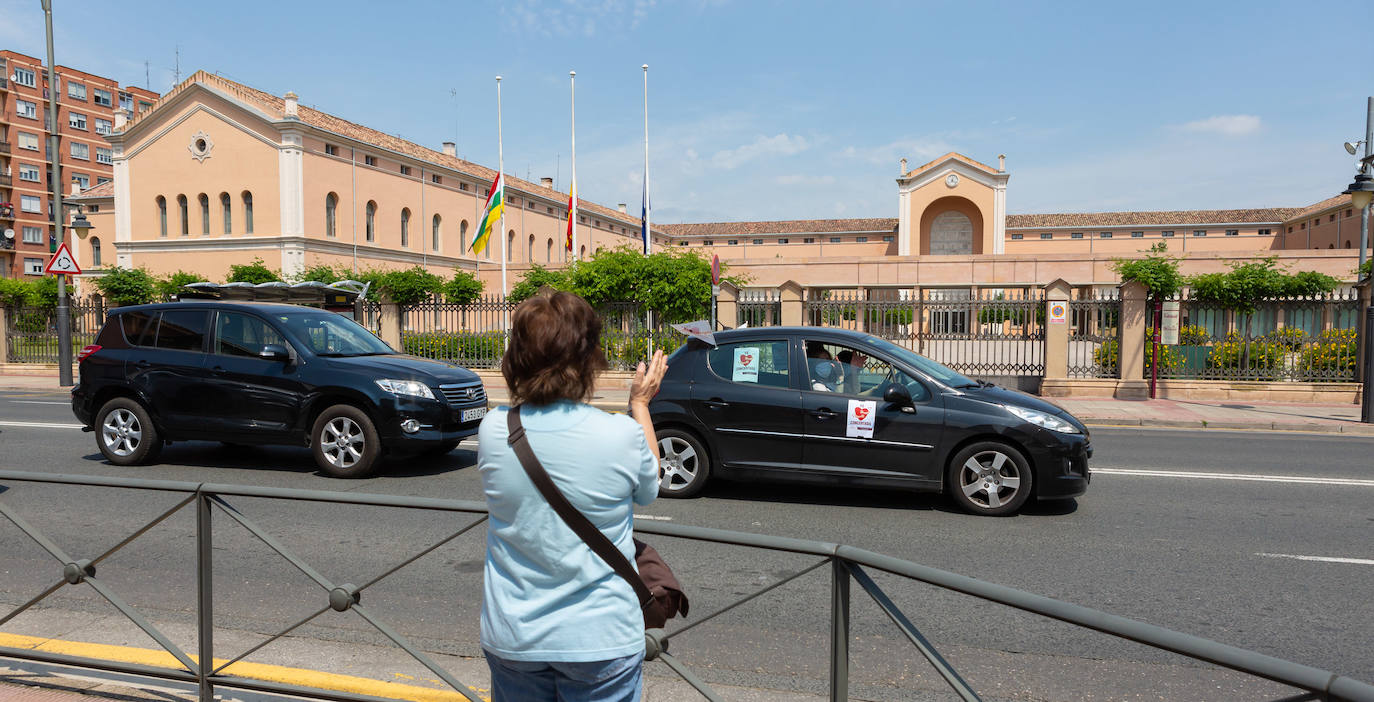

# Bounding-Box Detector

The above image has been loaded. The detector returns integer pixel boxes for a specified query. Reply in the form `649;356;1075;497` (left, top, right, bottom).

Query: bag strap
507;406;654;607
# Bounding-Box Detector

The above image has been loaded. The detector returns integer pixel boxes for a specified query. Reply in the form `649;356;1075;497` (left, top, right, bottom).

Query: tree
93;267;156;306
226;257;283;284
155;270;210;300
1356;258;1372;281
297;264;343;284
0;278;37;308
508;264;569;303
1111;244;1183;299
444;269;485;304
363;266;444;308
1189;258;1338;314
556;247;745;323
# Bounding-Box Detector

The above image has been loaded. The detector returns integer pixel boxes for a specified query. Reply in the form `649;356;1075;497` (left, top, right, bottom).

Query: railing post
830;558;849;702
1116;280;1149;399
1356;278;1372;386
1043;279;1071;381
0;307;10;364
779;280;804;327
196;490;214;702
379;301;403;351
717;281;739;330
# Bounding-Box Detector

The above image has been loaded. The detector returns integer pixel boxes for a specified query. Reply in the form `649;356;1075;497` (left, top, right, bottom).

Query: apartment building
0;50;156;278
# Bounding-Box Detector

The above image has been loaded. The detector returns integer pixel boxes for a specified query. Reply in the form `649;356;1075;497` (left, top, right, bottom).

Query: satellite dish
3;229;14;240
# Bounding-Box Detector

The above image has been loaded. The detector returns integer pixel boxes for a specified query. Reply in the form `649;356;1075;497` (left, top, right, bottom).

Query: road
1;385;1372;701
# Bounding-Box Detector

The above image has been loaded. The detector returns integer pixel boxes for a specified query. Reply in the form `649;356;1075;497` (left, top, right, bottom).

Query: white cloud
775;174;836;186
505;0;658;37
710;134;810;169
841;137;955;168
1178;115;1262;137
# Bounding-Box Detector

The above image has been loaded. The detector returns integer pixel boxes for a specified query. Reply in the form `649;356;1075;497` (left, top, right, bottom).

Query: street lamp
1345;172;1374;213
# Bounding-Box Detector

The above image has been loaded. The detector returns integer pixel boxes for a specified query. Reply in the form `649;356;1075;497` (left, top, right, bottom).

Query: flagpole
642;64;653;358
570;70;578;262
496;76;507;310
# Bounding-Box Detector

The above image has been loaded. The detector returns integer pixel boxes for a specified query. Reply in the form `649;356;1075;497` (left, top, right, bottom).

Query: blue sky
3;0;1370;224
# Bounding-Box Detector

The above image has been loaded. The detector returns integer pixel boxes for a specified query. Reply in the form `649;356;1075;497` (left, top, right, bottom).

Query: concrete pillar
379;302;403;351
855;287;867;333
779;280;804;327
1117;280;1149;399
717;281;739;329
1043;279;1071;380
0;307;9;363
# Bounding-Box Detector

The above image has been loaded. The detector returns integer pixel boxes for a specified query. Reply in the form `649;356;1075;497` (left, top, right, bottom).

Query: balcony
0;174;11;187
0;76;7;90
0;141;10;155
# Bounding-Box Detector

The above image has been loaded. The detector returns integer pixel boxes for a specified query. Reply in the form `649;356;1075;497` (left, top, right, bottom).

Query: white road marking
636;514;673;521
0;420;83;429
1092;467;1374;487
1257;553;1374;566
7;400;69;405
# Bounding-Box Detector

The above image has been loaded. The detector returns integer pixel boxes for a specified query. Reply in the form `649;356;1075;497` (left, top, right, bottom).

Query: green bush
94;266;156;306
1264;326;1308;351
226;257;284;284
402;331;506;364
1093;329;1184;374
1297;328;1358;375
445;270;485;304
155;270;210;300
14;310;49;334
1177;324;1211;345
1207;333;1284;373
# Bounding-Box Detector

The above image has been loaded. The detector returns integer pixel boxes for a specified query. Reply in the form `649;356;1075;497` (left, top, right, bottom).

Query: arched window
220;193;231;234
242;191;254;234
401;208;411;247
91;236;101;267
1346;240;1353;249
579;244;586;259
546;238;553;262
156;196;167;237
325;193;338;238
459;220;469;252
365;201;376;242
507;230;515;262
199;194;210;235
528;233;535;262
177;195;188;236
432;214;441;252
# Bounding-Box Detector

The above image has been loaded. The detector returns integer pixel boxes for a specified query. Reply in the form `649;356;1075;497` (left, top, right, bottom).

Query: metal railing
1068;291;1121;378
2;470;1371;702
3;300;106;363
737;289;780;328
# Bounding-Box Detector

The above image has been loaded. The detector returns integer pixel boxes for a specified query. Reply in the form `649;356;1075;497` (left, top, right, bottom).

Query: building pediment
898;152;1009;194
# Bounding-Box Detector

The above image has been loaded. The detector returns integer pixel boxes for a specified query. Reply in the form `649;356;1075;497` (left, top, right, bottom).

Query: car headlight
1004;405;1080;434
376;379;435;399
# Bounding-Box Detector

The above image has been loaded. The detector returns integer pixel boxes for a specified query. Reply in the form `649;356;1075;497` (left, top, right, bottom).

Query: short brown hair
501;292;608;406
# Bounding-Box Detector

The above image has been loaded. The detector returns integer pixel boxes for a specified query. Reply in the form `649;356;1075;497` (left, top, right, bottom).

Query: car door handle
810;408;838;420
703;399;730;409
211;366;227;375
134;360;150;368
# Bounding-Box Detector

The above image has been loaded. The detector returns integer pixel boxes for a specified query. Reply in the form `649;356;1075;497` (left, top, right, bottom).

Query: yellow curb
0;632;488;701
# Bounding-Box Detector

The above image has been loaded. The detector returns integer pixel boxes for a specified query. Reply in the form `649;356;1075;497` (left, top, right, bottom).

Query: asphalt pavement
1;385;1373;701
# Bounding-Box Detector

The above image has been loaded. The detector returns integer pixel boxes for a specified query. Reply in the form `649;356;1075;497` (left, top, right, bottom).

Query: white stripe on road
1257;553;1374;566
7;400;69;405
1092;467;1374;487
0;420;83;429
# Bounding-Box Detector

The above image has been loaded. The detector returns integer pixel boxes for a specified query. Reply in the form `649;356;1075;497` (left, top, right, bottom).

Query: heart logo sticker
854;406;869;420
739;354;753;366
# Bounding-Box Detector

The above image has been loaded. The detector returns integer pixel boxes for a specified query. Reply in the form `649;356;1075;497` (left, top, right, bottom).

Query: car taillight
78;345;101;362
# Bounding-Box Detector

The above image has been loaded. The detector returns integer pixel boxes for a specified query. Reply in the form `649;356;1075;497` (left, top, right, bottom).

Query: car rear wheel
948;442;1033;517
657;429;710;498
96;397;162;466
311;405;381;478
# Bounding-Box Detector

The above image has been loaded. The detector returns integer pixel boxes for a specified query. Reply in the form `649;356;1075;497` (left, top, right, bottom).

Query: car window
154;310;208;352
120;311;157;347
706;340;790;389
276;312;394;356
803;340;930;402
215;312;286;357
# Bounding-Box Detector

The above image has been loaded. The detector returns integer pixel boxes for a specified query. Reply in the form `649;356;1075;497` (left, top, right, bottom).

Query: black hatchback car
71;301;489;477
647;327;1091;515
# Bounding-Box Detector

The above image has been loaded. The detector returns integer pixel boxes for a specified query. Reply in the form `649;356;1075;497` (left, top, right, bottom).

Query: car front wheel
657;429;710;498
948;442;1033;516
96;397;162;466
311;405;381;478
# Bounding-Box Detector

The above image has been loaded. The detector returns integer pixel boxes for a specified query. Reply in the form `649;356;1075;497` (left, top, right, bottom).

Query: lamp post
41;0;73;386
1344;97;1374;272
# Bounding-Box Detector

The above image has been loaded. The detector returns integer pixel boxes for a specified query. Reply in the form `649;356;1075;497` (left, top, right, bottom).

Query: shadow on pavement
700;479;1079;517
79;442;479;479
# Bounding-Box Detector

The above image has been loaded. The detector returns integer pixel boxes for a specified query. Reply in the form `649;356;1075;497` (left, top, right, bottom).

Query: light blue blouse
478;401;660;662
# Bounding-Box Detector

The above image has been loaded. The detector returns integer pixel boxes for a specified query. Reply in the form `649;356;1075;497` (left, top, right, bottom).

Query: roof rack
178;280;372;306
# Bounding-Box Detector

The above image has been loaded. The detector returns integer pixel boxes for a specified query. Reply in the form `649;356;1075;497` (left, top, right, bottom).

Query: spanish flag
470;173;504;255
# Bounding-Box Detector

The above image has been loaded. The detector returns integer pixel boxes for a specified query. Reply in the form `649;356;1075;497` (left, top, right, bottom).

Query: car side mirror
883;382;913;408
259;344;290;362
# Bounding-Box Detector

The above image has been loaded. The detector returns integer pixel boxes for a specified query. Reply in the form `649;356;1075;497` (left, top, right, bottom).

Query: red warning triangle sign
45;242;82;275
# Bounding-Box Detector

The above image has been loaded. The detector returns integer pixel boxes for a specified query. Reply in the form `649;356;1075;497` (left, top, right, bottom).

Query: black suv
71;301;489;477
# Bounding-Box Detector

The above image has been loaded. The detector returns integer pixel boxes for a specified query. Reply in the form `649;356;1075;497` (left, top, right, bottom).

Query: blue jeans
485;650;644;702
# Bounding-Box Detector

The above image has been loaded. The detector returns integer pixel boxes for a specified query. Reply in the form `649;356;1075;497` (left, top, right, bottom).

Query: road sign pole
43;0;72;387
1363;306;1373;423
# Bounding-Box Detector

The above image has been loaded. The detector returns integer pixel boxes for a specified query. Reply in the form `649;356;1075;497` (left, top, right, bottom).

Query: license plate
461;406;488;423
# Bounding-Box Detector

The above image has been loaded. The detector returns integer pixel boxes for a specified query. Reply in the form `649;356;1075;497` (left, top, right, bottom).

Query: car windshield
862;336;978;388
276;312;394;357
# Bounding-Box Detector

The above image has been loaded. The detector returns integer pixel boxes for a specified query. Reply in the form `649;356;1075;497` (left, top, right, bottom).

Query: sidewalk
4;372;1370;435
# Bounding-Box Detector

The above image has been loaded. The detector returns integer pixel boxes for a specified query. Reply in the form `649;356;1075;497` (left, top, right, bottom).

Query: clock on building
945;173;960;188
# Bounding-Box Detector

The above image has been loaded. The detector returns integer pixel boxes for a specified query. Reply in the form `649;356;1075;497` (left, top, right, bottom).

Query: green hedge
402;331;506;365
1297;328;1358;374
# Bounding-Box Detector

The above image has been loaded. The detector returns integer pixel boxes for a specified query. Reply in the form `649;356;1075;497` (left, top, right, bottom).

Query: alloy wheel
957;450;1022;510
658;436;700;493
101;408;142;457
321;417;365;469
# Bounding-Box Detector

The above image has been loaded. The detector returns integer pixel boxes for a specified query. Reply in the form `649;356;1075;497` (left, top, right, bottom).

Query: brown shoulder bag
506;406;688;629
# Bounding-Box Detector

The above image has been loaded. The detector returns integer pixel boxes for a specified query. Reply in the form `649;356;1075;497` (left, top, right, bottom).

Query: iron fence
1148;291;1362;382
3;300;107;363
1;470;1371;702
737;289;780;328
1068;291;1121;378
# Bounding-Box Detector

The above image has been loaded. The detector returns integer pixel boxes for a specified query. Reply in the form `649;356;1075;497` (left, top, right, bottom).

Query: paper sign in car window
846;399;876;438
732;346;760;383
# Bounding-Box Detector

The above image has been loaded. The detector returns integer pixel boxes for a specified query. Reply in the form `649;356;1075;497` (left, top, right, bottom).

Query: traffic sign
711;254;720;285
45;242;81;275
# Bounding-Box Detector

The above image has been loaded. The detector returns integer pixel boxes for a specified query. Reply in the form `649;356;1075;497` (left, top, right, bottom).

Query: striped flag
470;173;503;255
565;189;576;252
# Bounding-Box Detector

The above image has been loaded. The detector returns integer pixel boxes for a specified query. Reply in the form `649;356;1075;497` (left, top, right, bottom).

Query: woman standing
478;292;667;701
